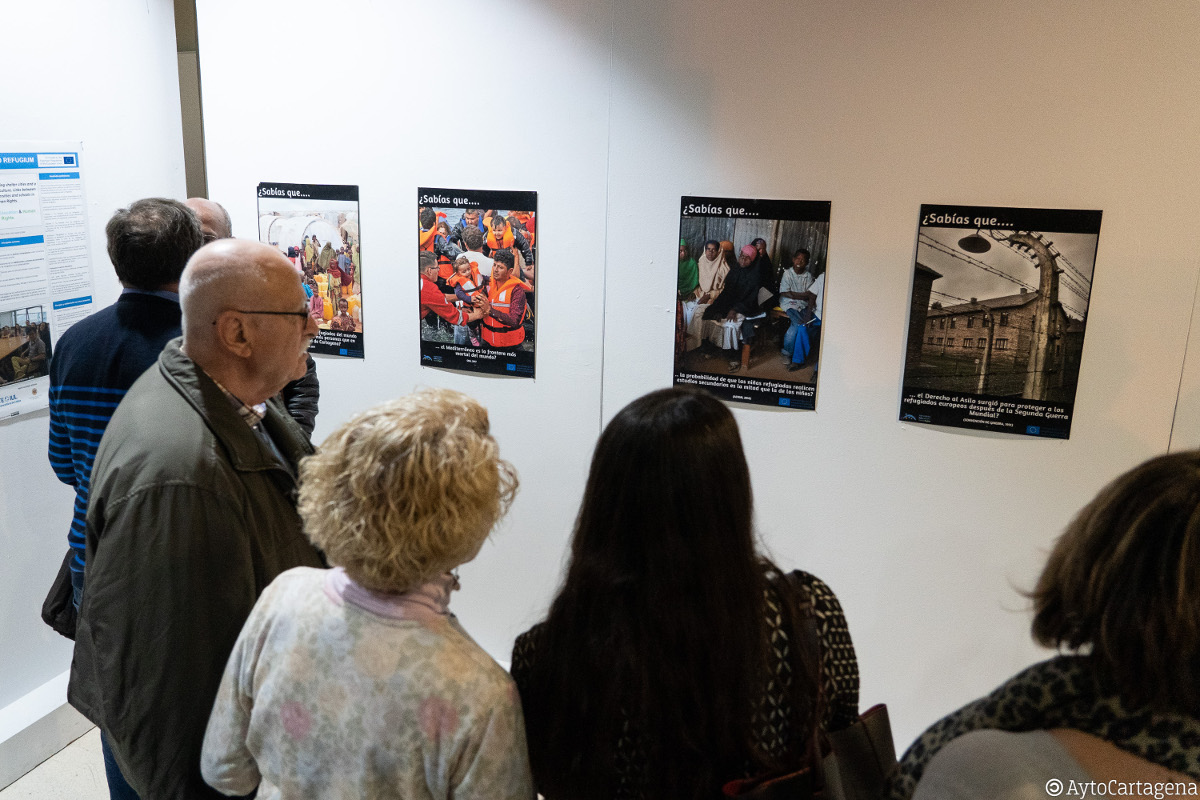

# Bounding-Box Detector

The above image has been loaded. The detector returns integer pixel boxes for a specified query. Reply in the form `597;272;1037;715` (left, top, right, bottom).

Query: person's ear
212;311;253;358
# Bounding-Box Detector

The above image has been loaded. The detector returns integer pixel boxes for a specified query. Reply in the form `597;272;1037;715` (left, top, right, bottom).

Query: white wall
0;0;187;775
196;0;613;659
600;0;1200;744
60;0;1197;761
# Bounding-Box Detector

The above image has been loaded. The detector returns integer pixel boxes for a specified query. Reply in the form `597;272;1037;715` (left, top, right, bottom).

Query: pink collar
324;567;457;623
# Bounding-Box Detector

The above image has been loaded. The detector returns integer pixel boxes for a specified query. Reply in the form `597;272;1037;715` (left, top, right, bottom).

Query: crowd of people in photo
678;236;824;374
419;206;537;351
30;194;1200;800
0;319;50;383
287;232;361;333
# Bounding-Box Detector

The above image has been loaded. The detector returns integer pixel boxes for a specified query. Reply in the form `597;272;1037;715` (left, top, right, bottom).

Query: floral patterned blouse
201;567;533;799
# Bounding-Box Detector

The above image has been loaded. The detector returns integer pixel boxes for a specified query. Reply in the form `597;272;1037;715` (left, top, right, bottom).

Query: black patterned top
511;569;860;799
889;656;1200;800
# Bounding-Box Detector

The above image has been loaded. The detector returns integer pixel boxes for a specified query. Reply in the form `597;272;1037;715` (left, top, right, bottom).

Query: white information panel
0;141;95;419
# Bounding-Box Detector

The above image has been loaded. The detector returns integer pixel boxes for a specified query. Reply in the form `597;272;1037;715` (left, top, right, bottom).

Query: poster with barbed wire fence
899;204;1101;438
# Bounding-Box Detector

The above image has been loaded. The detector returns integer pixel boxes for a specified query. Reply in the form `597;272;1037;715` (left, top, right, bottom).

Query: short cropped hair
419;207;436;229
793;247;810;264
418;251;437;272
106;198;203;290
299;389;518;593
492;248;515;270
462;226;484;251
1031;451;1200;715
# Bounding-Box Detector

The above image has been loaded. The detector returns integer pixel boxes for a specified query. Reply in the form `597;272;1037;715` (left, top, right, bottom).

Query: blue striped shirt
47;291;182;575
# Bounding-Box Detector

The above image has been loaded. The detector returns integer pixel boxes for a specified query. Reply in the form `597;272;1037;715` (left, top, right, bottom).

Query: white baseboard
0;670;94;789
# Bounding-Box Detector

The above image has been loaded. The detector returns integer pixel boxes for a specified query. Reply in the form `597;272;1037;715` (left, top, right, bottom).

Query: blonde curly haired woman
201;388;530;799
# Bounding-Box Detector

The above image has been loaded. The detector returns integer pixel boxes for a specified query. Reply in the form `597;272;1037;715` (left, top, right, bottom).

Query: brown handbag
722;704;897;800
723;573;898;799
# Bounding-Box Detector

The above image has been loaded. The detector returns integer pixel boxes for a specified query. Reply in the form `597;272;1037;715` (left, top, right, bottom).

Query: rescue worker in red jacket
476;249;527;350
420;252;484;328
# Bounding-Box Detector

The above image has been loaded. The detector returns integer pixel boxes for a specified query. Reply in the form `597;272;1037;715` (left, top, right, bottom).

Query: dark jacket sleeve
279;355;319;438
512;229;535;269
74;483;261;799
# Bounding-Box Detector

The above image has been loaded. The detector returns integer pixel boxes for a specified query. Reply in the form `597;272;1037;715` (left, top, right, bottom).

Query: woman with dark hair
896;452;1200;800
511;387;859;799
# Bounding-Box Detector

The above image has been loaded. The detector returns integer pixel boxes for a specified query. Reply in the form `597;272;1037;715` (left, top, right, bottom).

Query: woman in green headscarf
678;239;699;300
676;240;700;355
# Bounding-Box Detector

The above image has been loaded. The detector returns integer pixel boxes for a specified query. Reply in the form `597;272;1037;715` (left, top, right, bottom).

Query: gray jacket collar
157;338;314;474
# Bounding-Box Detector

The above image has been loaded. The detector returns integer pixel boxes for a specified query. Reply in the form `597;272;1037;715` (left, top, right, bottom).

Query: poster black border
257;182;359;202
417;187;537;379
919;204;1102;235
418;187;537;212
675;370;815;410
256;182;364;359
311;330;363;358
899;388;1074;439
674;194;828;411
420;341;535;378
681;195;830;222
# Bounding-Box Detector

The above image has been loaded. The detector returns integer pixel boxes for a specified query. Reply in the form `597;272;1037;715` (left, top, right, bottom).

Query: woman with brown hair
511;387;860;799
896;452;1200;799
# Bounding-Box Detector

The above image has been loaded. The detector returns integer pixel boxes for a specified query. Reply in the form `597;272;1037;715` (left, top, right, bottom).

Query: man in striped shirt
47;198;203;610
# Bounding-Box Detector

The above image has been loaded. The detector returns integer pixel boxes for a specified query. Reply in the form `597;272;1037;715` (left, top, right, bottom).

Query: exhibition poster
258;182;363;358
0;143;96;420
418;187;537;378
899;204;1102;438
674;195;831;409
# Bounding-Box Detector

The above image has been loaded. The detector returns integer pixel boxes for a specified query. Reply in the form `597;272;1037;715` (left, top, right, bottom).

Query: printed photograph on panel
899;204;1102;438
258;183;363;358
0;305;49;386
674;196;831;409
417;188;536;378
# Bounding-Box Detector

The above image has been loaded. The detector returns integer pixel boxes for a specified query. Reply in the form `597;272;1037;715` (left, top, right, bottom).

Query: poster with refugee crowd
675;196;831;409
899;204;1102;438
417;187;537;378
257;182;364;358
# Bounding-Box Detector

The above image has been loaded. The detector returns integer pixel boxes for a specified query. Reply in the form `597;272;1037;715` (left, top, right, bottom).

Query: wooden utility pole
1006;232;1058;401
976;307;994;394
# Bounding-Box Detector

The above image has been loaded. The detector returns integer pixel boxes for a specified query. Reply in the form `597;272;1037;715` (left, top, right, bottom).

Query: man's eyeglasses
213;309;312;324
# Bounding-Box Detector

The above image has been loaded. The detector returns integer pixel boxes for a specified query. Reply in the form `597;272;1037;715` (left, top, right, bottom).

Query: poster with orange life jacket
417;187;537;378
258;182;364;358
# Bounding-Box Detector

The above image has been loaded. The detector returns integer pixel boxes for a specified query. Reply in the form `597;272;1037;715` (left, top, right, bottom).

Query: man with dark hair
47;197;203;798
478;248;527;350
451;207;486;248
184;197;233;243
460;224;494;279
779;247;815;360
12;324;47;379
485;213;535;271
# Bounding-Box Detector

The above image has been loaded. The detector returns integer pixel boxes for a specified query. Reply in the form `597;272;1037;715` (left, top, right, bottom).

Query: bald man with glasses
69;239;326;800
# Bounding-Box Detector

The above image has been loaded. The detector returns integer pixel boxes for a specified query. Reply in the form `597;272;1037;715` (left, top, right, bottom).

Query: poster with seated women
675;195;831;410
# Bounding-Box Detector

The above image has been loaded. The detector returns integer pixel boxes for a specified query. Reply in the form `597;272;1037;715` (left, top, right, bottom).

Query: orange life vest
447;270;483;298
482;276;526;348
437;254;455;279
419;226;436;252
486;223;515;251
509;211;535;247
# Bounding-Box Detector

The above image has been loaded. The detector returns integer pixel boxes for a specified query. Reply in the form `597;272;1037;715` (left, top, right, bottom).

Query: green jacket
69;338;325;799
